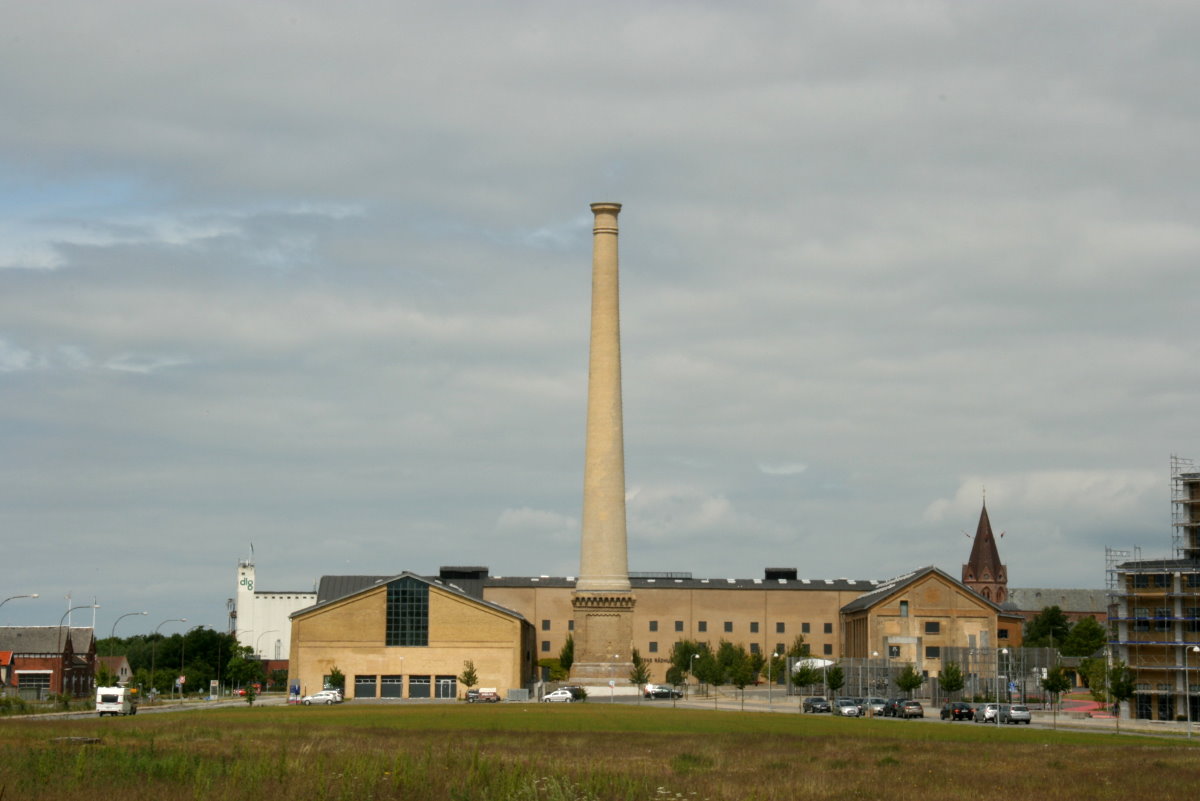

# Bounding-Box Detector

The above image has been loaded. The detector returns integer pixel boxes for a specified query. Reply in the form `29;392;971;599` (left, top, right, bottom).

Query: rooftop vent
764;567;798;581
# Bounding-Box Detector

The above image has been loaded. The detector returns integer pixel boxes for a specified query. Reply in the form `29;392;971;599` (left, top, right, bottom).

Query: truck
96;686;138;717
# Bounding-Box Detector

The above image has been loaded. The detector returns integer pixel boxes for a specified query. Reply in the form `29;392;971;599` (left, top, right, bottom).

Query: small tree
459;660;479;698
786;634;810;659
1041;664;1072;728
693;649;723;703
327;666;346;693
629;649;652;702
767;651;787;686
716;642;755;710
1108;661;1137;734
939;661;965;699
1082;657;1108;702
825;664;845;698
559;635;574;674
244;683;256;706
895;664;923;698
669;639;708;694
791;662;822;696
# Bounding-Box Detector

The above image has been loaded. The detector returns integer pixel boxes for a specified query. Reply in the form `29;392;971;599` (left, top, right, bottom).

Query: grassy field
1;703;1196;800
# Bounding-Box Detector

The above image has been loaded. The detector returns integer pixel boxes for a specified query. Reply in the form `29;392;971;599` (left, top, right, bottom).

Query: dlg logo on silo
240;576;253;591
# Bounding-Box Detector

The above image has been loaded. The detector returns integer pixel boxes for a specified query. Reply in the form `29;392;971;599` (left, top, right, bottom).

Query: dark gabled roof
841;566;1005;614
484;575;878;592
69;627;94;653
0;626;92;654
293;572;527;622
1006;588;1107;613
1114;557;1200;572
315;575;393;605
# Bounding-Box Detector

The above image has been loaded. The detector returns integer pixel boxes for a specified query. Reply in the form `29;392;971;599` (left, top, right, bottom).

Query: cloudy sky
3;1;1198;634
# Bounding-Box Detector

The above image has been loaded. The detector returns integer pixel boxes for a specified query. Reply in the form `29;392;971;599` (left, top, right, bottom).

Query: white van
96;686;139;717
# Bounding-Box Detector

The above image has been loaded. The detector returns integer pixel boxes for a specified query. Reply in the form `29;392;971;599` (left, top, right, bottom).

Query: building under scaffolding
1106;456;1200;722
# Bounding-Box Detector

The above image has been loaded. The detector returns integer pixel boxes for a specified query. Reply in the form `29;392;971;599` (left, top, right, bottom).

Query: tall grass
1;704;1196;800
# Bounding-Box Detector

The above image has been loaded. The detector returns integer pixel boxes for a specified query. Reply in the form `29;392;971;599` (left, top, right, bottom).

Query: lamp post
255;629;278;659
768;652;779;709
1186;645;1200;739
178;625;204;702
870;651;879;717
997;648;1009;726
109;611;148;658
0;593;39;617
149;618;186;702
689;653;699;700
56;603;99;697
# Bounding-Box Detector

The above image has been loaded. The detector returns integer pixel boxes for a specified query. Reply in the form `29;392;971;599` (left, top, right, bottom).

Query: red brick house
0;627;96;698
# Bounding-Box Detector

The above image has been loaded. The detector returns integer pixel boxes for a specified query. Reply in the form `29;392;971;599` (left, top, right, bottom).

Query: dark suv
802;696;830;713
940;701;974;721
881;699;903;717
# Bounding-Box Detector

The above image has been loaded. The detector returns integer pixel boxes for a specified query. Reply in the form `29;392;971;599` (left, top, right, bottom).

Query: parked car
644;684;683;699
301;690;343;705
542;689;575;703
898;700;924;718
802;696;831;713
833;699;860;717
999;704;1032;724
864;697;888;716
466;688;500;703
975;703;999;722
940;701;975;721
881;699;904;717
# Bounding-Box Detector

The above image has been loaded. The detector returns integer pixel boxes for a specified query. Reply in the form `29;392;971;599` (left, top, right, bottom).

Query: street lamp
179;625;204;701
997;648;1009;727
1186;645;1200;739
57;604;99;695
109;611;148;657
768;652;779;709
0;593;39;616
870;651;879;717
149;618;186;702
255;629;279;659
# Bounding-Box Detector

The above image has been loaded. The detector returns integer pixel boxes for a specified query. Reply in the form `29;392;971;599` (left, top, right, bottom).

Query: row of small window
540;640;835;656
351;674;458;699
1131;608;1200;632
1131;574;1200;589
539;620;835;635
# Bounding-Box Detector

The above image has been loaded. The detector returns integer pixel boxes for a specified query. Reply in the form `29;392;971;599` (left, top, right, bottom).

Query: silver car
999;704;1032;724
833;699;860;717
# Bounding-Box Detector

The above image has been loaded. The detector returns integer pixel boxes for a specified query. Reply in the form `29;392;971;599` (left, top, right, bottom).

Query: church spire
962;502;1007;603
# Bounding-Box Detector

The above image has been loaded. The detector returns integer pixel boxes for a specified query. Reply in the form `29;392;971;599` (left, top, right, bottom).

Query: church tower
962;503;1007;603
570;202;636;683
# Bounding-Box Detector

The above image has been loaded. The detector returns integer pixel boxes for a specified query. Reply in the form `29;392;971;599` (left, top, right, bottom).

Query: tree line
96;628;283;695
